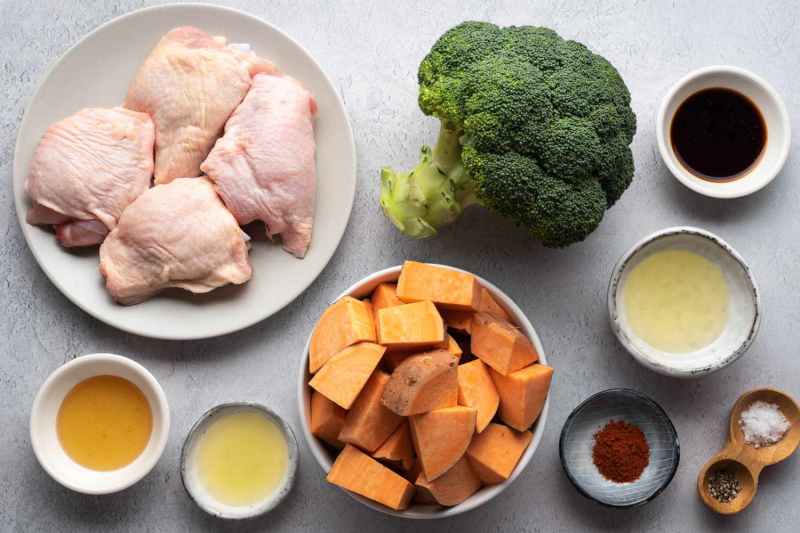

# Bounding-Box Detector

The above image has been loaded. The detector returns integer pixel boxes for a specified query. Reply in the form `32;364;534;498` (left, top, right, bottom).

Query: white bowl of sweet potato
297;262;553;518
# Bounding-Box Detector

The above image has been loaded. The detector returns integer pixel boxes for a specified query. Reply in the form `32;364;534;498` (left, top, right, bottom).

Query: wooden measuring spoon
697;388;800;514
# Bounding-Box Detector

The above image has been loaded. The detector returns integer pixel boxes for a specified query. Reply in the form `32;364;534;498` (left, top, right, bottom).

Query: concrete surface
2;0;799;531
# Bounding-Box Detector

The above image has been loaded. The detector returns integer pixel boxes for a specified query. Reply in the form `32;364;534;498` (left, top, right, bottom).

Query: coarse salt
738;400;791;448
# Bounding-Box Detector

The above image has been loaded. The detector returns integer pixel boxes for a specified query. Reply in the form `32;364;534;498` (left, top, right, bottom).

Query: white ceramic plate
297;265;550;518
12;4;357;340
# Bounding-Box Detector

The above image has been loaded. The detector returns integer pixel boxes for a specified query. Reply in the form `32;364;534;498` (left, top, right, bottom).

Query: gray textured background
2;1;799;531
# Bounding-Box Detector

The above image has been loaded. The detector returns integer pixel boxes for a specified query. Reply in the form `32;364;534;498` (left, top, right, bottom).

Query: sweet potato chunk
372;282;404;323
310;297;376;373
327;444;414;510
444;334;463;357
471;312;538;375
382;349;458;416
339;370;404;452
310;390;347;449
466;423;532;484
490;364;553;432
457;359;499;433
377;300;445;350
441;310;474;336
396;261;481;311
371;421;414;471
402;459;438;504
409;406;476;481
478;287;511;323
415;455;482;506
309;343;386;409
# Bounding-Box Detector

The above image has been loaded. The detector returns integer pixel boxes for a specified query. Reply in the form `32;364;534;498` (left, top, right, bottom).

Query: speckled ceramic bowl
560;389;680;509
180;403;298;520
608;227;761;378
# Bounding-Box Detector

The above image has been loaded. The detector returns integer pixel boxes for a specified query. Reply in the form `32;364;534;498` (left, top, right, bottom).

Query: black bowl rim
558;388;681;510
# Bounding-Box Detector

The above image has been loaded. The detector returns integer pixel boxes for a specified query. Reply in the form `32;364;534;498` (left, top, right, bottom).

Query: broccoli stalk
380;119;476;238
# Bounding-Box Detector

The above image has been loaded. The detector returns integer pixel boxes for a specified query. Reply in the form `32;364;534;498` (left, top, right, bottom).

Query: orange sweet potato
457;359;499;433
309;343;386;409
327;444;414;510
363;298;374;319
381;349;458;416
490;364;553;432
339;370;404;452
401;459;439;504
372;283;404;322
466;423;532;484
409;406;476;481
441;310;474;336
310;297;376;374
445;334;463;357
371;420;414;471
310;390;347;449
478;287;511;323
415;454;482;506
396;261;481;311
377;300;445;350
471;312;538;376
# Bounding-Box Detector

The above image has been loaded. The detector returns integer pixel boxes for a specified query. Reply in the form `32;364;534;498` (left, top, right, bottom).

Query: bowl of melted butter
608;227;761;377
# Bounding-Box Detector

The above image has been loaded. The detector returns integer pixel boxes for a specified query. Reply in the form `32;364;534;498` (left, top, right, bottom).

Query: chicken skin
201;72;317;258
124;26;273;185
25;106;155;247
98;177;252;305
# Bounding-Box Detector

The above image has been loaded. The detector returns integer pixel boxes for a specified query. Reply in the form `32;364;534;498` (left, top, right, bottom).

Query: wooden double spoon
698;388;800;514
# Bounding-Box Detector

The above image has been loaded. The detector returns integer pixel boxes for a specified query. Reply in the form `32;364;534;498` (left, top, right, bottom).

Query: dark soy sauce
670;88;766;182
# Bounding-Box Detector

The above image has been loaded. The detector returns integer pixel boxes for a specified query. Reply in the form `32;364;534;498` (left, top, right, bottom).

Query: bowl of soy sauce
657;66;790;198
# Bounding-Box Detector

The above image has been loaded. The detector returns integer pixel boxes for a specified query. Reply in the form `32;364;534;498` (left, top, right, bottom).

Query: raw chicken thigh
201;72;317;258
124;26;273;185
99;177;252;305
25;106;155;247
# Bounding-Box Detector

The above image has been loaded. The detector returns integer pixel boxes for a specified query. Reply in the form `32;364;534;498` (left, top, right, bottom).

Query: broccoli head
380;21;636;247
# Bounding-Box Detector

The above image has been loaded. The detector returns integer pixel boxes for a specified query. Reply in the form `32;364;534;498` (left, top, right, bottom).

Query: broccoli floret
380;21;637;247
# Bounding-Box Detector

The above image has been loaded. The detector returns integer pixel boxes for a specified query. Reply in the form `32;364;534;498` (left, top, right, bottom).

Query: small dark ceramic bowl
559;389;680;509
180;402;299;520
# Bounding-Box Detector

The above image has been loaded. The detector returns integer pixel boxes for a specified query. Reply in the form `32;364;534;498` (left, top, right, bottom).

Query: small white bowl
297;264;550;518
657;65;791;198
180;403;299;520
30;353;170;494
608;227;761;378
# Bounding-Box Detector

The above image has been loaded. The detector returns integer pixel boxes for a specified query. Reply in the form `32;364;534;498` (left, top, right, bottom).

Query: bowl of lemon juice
608;227;761;377
180;403;298;520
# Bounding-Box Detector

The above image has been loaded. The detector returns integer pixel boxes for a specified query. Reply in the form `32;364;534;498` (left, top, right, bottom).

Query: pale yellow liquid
195;412;288;507
56;375;152;471
622;250;730;353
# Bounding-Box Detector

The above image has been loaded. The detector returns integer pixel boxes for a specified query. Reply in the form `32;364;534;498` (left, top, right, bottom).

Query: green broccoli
380;21;637;248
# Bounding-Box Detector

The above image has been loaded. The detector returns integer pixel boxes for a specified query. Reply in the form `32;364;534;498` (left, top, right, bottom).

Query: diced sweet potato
310;297;376;373
457;359;499;433
310;390;347;449
363;298;374;320
309;343;386;409
466;423;532;484
445;334;463;357
381;349;458;416
401;459;439;504
377;300;445;350
397;261;481;311
339;370;404;452
441;310;474;335
471;312;538;376
409;406;476;481
327;444;414;510
384;351;411;372
371;283;404;324
415;455;482;506
371;421;414;471
490;364;553;432
478;287;511;323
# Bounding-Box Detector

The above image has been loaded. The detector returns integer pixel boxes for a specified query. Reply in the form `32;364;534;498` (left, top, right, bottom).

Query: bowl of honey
29;353;170;494
657;65;791;198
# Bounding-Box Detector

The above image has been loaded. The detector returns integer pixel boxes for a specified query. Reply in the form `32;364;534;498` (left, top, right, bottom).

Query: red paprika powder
592;419;650;483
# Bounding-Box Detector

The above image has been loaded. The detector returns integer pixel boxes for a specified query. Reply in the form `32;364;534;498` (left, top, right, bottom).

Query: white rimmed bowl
180;403;299;520
608;227;760;378
297;264;550;518
657;65;791;198
30;353;170;494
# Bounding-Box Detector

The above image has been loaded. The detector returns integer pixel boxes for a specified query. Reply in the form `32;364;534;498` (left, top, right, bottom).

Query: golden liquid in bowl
56;375;153;471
